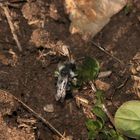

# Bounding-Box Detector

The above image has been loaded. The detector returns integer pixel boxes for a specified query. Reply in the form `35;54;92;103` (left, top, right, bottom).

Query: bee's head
57;62;76;77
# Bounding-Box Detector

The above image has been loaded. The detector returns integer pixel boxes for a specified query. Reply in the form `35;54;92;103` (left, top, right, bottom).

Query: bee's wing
55;76;68;101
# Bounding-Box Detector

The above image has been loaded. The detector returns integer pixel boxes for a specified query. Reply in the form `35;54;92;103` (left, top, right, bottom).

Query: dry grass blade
102;104;115;126
0;3;22;51
0;71;8;74
75;95;89;108
89;81;96;92
0;89;65;139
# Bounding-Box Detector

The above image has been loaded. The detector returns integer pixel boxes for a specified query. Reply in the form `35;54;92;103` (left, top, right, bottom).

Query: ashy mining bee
55;61;77;102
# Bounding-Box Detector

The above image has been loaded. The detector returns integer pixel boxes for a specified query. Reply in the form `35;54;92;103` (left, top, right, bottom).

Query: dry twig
0;89;65;139
0;71;8;74
0;3;22;51
92;42;123;64
116;76;129;90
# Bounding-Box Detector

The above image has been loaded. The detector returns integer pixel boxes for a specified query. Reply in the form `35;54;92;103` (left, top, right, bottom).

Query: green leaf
124;4;132;15
92;106;107;124
86;119;103;131
95;90;104;106
86;119;103;140
108;129;118;137
101;129;125;140
88;130;97;140
109;130;125;140
77;57;100;83
115;100;140;139
117;136;125;140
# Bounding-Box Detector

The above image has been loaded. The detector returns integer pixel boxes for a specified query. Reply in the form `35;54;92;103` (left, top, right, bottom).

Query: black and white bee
55;61;77;102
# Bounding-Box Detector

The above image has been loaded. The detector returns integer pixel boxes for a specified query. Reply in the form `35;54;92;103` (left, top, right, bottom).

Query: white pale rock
65;0;127;39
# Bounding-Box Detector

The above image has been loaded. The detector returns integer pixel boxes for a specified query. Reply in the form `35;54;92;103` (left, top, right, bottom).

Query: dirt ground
0;0;140;140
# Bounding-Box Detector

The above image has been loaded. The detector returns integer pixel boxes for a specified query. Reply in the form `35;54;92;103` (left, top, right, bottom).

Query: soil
0;0;140;140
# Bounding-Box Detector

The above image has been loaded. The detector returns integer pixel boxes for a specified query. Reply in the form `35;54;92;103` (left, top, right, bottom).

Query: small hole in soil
12;111;17;116
3;111;18;124
37;46;44;51
21;93;24;97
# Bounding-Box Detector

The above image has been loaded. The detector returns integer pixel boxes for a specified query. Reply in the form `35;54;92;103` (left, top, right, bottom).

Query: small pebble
43;104;54;113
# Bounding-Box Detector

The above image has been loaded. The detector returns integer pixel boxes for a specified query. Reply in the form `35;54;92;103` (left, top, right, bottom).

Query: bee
55;61;77;102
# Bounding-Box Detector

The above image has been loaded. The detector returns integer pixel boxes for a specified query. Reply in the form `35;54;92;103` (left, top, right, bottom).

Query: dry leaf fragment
0;52;10;65
133;52;140;60
75;96;95;119
17;117;37;131
53;134;73;140
130;66;137;75
0;50;18;66
75;95;89;108
63;136;73;140
56;41;70;58
0;89;18;116
17;117;37;125
98;71;112;78
30;29;49;47
49;4;60;20
82;107;96;119
95;79;110;91
130;52;140;75
22;2;39;23
9;49;18;66
0;115;35;140
131;75;140;98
